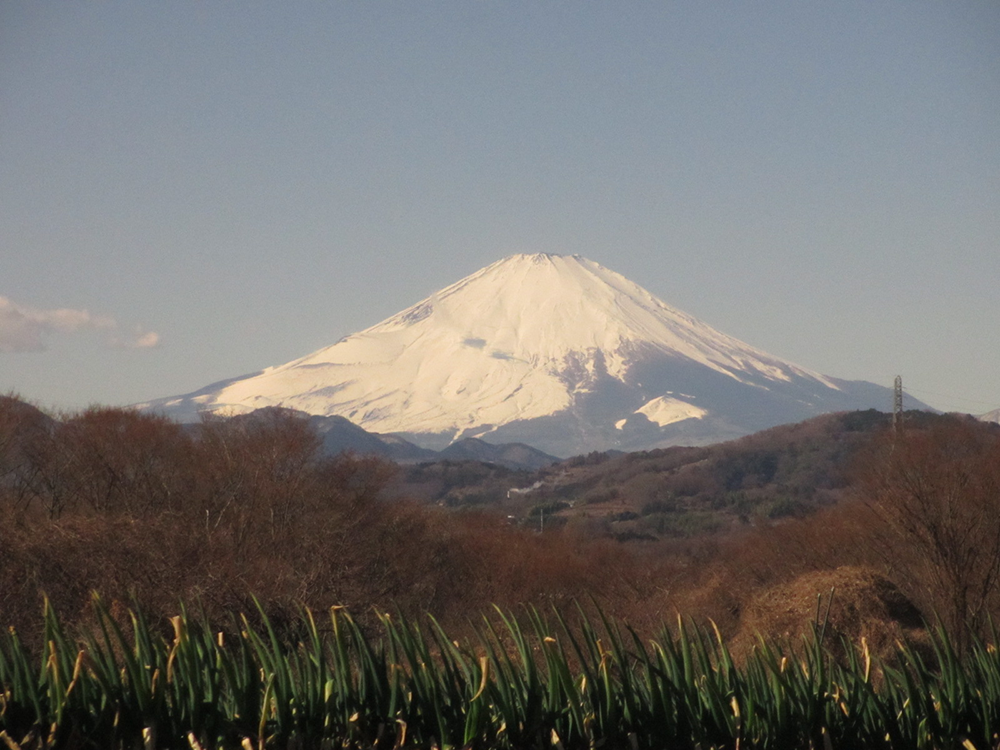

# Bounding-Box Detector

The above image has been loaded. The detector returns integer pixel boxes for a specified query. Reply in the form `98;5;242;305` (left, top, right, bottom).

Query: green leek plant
4;597;1000;749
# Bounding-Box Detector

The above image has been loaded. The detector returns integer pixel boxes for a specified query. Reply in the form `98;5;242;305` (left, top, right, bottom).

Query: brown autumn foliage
854;417;1000;651
2;393;999;656
0;398;650;643
729;565;930;669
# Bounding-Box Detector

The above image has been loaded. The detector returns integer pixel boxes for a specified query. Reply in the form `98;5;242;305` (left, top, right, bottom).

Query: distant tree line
3;393;1000;658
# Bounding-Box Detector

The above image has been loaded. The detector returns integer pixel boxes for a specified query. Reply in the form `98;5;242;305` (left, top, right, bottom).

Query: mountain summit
142;254;910;456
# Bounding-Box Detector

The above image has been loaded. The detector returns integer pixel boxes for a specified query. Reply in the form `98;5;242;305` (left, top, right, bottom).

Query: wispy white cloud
108;325;161;350
0;296;160;352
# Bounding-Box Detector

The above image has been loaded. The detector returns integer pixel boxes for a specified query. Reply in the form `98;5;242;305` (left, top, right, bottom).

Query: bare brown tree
193;408;322;553
0;395;47;515
857;417;1000;650
1;397;75;519
55;407;191;516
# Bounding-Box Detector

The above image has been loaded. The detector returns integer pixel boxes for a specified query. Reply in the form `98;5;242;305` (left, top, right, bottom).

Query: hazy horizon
2;2;998;415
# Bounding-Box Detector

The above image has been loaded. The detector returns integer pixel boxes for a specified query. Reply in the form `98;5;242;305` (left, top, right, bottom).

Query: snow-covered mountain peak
315;251;831;387
140;254;905;456
979;408;1000;425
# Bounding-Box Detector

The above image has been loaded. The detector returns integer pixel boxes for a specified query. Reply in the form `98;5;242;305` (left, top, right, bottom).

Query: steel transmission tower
892;375;903;433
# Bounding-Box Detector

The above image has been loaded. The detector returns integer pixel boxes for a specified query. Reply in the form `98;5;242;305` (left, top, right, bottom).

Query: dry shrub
0;514;205;644
718;500;883;591
854;418;1000;650
729;566;929;667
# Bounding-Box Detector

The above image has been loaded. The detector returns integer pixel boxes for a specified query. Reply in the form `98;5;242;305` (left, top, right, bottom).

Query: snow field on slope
189;254;839;435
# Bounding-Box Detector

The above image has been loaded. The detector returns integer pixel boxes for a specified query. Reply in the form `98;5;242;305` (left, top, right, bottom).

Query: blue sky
2;2;998;415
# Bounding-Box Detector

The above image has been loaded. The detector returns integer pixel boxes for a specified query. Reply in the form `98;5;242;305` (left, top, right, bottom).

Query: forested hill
396;409;960;539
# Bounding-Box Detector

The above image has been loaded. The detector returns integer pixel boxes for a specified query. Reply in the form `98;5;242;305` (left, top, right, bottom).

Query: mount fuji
141;254;917;456
980;409;1000;425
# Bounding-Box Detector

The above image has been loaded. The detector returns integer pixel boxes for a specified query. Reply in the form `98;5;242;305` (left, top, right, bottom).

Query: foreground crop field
2;600;1000;750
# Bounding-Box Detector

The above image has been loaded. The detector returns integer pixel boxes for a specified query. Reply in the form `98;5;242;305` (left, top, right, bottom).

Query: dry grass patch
730;565;929;665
